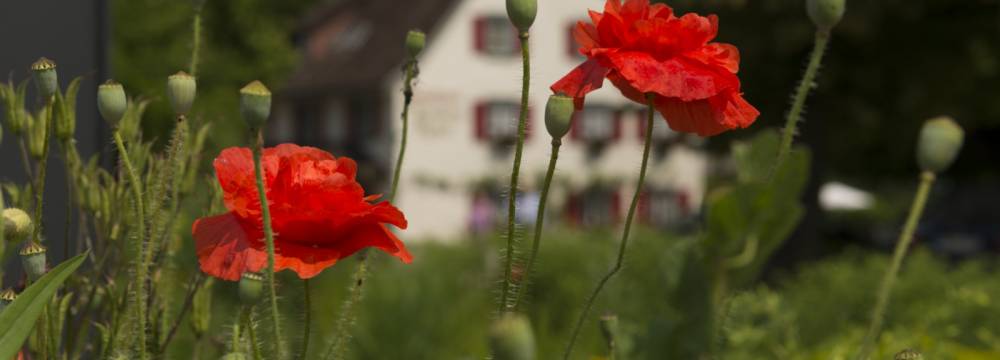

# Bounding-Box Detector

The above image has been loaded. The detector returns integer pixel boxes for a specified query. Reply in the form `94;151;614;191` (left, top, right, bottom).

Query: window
322;100;349;146
638;110;678;142
639;188;691;229
474;16;518;56
567;187;620;228
476;101;531;143
571;105;621;142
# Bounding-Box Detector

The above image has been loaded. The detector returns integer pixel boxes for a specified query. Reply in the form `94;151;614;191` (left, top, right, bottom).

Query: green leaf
0;252;88;359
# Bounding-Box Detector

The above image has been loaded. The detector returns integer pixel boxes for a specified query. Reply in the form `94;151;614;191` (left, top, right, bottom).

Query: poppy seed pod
3;208;33;243
405;30;426;59
31;57;58;100
917;116;964;173
506;0;536;33
238;272;264;305
240;80;271;129
19;241;47;281
167;71;197;116
806;0;845;32
0;288;15;313
489;314;536;360
544;94;574;139
894;349;922;360
97;80;128;127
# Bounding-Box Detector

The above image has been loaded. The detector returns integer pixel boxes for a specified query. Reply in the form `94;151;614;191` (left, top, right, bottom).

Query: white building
276;0;708;241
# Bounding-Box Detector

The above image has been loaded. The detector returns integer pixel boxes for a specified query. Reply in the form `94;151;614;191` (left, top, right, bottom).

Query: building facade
278;0;708;241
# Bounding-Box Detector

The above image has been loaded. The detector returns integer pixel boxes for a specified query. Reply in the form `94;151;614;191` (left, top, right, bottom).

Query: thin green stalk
189;1;205;77
512;137;561;311
500;32;531;313
19;138;33;179
113;130;148;359
325;257;368;360
300;279;312;360
775;30;829;173
389;59;416;202
243;307;263;360
564;95;656;360
250;130;284;359
31;99;54;245
855;171;935;360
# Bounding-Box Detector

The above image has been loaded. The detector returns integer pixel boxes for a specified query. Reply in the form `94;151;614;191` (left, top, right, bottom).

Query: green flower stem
18;138;33;178
300;279;312;360
243;307;263;360
113;129;148;359
325;255;368;359
251;129;284;359
855;171;935;360
775;30;829;173
189;0;205;77
564;95;656;360
512;137;561;312
31;99;54;245
389;58;416;202
500;31;531;313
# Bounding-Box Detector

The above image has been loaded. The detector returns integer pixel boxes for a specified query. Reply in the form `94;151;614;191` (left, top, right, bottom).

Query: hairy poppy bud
167;71;197;116
240;80;271;129
489;314;535;360
544;94;574;139
894;349;922;360
506;0;536;33
405;30;426;59
19;241;47;281
806;0;845;32
3;208;32;243
0;288;15;313
238;272;264;305
31;57;58;100
97;80;128;127
917;116;964;173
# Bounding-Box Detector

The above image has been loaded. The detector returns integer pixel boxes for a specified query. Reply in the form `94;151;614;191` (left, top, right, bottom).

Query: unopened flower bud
167;71;197;116
599;314;618;348
27;107;48;160
544;94;574;139
3;208;33;243
506;0;536;33
240;81;271;129
31;57;58;100
806;0;845;32
917;116;964;173
98;80;128;127
19;241;47;281
489;314;535;360
0;288;15;313
405;30;426;59
894;349;922;360
238;272;264;305
55;93;76;142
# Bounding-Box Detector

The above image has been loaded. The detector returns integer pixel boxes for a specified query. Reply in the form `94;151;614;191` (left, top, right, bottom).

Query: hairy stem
775;30;829;173
325;257;368;360
251;130;284;359
31;99;54;245
564;95;655;359
113;130;148;359
500;32;531;313
243;307;263;360
389;59;416;202
189;1;205;77
300;279;312;360
512;138;561;311
855;172;935;360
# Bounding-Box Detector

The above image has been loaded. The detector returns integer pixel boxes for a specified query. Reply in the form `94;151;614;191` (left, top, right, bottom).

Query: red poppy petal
654;96;728;136
607;70;648;104
193;213;268;281
272;241;342;279
711;91;760;129
265;143;335;162
551;59;611;109
648;3;673;19
214;147;260;218
573;21;600;52
606;51;733;101
685;43;740;73
371;201;408;229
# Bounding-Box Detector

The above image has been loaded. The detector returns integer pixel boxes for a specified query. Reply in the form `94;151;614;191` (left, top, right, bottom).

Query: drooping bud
506;0;537;33
0;288;15;313
544;94;574;139
240;81;271;129
405;30;426;59
97;80;128;127
894;349;923;360
489;314;536;360
917;116;964;173
3;208;33;243
806;0;845;32
238;272;264;305
31;57;58;100
167;71;197;115
19;241;47;281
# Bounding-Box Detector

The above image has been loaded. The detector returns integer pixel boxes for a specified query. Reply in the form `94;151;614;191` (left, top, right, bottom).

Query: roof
282;0;458;97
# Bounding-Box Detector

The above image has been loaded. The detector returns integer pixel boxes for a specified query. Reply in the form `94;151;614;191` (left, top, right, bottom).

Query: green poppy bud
219;353;248;360
238;272;264;305
167;71;197;116
97;80;128;127
405;30;426;59
19;241;47;281
240;80;271;129
31;57;58;100
599;314;618;348
806;0;845;32
54;91;76;142
0;288;15;313
27;107;48;160
489;314;535;360
3;208;33;243
894;349;922;360
917;116;964;173
506;0;537;33
544;94;574;139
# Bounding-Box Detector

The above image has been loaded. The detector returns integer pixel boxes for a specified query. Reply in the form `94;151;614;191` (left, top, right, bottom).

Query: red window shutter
637;189;650;225
678;191;691;217
610;189;622;223
566;193;581;226
567;23;577;57
611;110;623;140
569;111;581;141
637;109;647;140
511;25;522;55
475;102;488;140
474;17;486;52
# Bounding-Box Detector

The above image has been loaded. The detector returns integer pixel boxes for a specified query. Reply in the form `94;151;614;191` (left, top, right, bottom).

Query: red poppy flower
551;0;759;136
192;144;411;281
